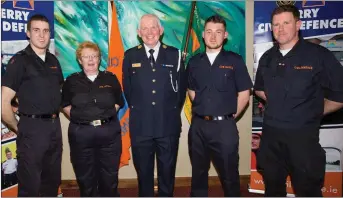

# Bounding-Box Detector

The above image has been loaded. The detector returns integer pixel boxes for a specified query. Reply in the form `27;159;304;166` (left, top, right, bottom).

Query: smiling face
203;22;228;53
137;15;164;48
272;11;301;49
78;48;100;75
26;20;50;54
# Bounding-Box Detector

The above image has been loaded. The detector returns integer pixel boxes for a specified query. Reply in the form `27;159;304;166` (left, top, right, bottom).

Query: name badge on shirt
219;65;234;70
99;85;112;88
163;64;174;68
132;63;141;68
294;66;312;70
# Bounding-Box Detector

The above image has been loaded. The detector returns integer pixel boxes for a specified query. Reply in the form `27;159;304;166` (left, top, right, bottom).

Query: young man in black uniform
122;14;187;196
187;15;252;197
254;5;343;197
1;14;63;196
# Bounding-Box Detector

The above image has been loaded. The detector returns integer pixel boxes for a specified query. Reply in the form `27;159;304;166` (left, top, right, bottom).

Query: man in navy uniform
122;14;187;197
254;5;343;196
1;14;63;196
187;15;252;197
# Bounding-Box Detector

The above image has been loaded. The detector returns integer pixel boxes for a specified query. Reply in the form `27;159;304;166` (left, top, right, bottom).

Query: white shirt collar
144;41;161;61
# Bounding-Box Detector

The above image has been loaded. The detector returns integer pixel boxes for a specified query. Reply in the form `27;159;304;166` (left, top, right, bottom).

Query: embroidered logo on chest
219;65;233;70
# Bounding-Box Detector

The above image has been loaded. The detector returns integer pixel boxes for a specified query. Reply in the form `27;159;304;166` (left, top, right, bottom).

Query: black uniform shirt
188;49;252;116
2;45;63;114
254;38;343;129
62;71;124;123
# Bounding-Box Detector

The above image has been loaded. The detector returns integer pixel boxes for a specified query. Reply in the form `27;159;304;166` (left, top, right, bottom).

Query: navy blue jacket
254;39;343;129
122;43;187;138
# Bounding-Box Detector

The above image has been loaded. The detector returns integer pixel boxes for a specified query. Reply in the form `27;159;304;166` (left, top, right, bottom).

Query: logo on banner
276;1;296;7
13;0;34;10
302;0;325;8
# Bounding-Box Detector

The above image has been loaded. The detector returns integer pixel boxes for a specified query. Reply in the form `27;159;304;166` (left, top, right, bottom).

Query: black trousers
16;117;62;197
188;116;240;197
3;172;18;188
68;120;122;197
257;124;325;197
131;135;179;197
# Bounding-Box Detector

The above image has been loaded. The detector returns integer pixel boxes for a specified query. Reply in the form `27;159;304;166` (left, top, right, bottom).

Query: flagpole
182;1;196;61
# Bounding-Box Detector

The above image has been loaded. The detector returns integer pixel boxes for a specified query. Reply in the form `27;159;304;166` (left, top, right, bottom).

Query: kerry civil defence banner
251;1;343;196
1;1;62;196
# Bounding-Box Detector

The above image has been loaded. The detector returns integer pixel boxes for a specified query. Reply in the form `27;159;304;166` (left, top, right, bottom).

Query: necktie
149;49;155;67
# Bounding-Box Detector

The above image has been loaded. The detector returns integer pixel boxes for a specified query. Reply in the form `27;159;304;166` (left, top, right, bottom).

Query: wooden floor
61;176;263;197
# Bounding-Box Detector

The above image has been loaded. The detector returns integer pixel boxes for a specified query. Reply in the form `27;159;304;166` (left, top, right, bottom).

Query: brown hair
205;15;227;30
76;41;101;60
27;14;50;31
271;5;300;22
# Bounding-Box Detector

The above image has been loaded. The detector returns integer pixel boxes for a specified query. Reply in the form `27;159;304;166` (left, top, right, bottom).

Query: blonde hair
76;41;101;60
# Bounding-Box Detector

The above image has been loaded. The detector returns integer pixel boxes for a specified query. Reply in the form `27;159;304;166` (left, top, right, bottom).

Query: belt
18;112;59;119
72;117;114;126
195;114;233;121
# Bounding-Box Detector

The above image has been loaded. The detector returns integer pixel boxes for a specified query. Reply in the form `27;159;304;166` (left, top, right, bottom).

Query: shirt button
152;102;156;105
152;90;156;94
152;79;156;83
152;69;156;72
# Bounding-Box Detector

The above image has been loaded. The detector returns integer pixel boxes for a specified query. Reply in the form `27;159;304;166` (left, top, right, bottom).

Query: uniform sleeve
56;58;64;85
2;56;25;92
112;74;125;108
61;77;72;108
253;53;268;91
321;48;343;102
187;60;196;91
234;55;253;92
177;53;187;109
122;51;131;106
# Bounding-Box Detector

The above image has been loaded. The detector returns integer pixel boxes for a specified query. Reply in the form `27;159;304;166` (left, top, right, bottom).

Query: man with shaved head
122;14;187;196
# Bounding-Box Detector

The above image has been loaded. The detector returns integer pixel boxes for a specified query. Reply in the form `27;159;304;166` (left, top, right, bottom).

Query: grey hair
138;14;162;29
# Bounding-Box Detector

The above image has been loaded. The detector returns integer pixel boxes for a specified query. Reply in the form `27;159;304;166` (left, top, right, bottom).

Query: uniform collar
80;70;103;78
200;48;226;59
143;41;161;59
24;44;49;56
273;38;304;58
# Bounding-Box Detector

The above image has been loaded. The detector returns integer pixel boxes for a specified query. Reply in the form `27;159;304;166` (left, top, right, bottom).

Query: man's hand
324;98;343;115
255;90;267;101
115;104;120;112
63;105;72;118
1;86;18;133
188;89;195;101
235;89;251;119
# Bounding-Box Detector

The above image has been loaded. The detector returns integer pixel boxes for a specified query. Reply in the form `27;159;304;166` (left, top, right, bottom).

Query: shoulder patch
104;71;114;76
69;72;80;77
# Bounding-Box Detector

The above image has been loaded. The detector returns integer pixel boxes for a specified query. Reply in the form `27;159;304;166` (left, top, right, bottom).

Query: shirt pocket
129;67;141;84
214;70;234;92
71;93;90;109
289;69;314;98
94;91;116;109
191;68;207;91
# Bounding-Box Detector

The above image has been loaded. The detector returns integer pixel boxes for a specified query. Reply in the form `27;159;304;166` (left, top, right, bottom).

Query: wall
61;0;254;180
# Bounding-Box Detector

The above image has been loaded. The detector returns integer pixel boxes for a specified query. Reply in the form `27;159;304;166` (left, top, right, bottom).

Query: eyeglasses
81;55;100;60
